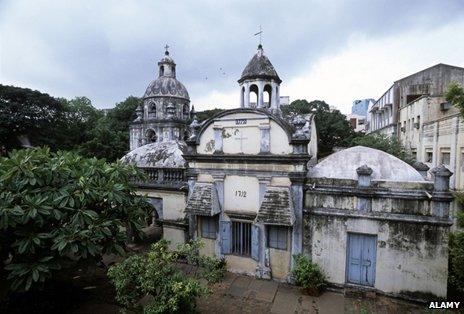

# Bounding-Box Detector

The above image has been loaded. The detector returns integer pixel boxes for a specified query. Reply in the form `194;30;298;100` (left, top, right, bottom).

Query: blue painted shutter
251;224;260;261
347;234;362;284
361;235;377;286
220;221;231;254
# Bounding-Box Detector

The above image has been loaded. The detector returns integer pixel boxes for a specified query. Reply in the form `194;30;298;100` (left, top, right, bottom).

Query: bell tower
238;45;282;111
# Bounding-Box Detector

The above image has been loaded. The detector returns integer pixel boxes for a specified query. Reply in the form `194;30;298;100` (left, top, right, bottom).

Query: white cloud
187;19;464;113
281;20;464;114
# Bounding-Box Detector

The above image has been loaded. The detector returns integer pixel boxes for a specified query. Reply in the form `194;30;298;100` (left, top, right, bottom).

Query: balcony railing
135;167;185;185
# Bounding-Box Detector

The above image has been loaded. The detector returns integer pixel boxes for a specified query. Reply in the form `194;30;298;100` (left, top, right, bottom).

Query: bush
449;192;464;298
199;256;227;283
292;254;327;295
176;239;227;283
107;240;209;313
0;148;149;292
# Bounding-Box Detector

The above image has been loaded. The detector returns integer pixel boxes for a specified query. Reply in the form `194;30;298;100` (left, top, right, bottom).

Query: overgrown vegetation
449;192;464;299
446;81;464;117
0;148;149;292
108;240;226;313
292;254;327;295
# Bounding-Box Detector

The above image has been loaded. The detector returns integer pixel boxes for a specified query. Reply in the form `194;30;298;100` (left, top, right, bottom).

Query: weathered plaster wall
269;120;292;154
269;230;292;280
164;226;186;251
304;178;450;298
196;112;292;155
306;214;448;297
140;190;186;221
224;175;259;213
199;237;216;257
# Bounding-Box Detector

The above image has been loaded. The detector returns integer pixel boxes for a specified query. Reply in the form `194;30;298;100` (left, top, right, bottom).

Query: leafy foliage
446;81;464;117
0;83;141;161
193;108;225;123
281;99;355;157
0;85;66;151
0;148;149;292
292;254;327;294
107;240;209;313
349;133;414;164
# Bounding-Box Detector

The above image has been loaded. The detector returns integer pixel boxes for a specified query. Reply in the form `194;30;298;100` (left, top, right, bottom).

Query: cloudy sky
1;0;464;113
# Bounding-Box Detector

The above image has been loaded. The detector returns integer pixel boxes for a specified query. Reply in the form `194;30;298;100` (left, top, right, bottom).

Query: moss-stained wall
304;213;449;298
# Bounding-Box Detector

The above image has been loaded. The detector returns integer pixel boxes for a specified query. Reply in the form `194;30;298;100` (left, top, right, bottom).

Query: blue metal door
347;233;377;286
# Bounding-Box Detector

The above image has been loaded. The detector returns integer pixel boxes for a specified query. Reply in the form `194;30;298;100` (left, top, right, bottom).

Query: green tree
0;148;149;292
57;96;103;151
282;99;355;157
194;108;225;122
349;133;414;164
0;85;66;151
446;81;464;117
77;96;140;161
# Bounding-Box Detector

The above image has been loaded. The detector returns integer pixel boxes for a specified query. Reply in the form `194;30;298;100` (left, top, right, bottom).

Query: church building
123;45;454;300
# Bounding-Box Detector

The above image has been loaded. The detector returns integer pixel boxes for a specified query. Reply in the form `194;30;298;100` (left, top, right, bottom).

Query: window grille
232;221;252;256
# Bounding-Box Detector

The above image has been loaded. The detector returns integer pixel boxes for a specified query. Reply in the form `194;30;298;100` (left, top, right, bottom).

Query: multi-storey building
368;64;464;189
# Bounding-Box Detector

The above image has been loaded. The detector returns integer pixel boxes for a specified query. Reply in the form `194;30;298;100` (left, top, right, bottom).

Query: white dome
309;146;424;182
121;140;187;168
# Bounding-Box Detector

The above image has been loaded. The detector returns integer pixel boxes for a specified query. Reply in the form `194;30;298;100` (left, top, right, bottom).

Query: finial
164;44;169;55
254;25;263;47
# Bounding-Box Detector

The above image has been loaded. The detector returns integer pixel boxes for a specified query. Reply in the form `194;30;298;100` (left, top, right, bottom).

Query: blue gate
346;233;377;287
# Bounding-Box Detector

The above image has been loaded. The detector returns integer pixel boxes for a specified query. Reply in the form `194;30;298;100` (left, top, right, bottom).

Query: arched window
146;129;157;143
148;102;156;119
183;103;189;117
264;84;272;108
241;87;245;107
159;65;165;77
249;84;258;108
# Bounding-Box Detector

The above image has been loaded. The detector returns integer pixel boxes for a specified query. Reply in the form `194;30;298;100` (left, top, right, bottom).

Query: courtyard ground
0;226;441;314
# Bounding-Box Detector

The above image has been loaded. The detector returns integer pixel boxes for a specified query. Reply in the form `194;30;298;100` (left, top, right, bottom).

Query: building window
411;149;417;161
267;226;288;250
426;150;433;163
200;216;217;239
441;150;451;165
232;221;252;256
